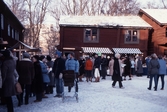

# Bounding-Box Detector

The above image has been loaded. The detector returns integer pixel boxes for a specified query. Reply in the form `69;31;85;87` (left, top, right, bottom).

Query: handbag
15;82;22;93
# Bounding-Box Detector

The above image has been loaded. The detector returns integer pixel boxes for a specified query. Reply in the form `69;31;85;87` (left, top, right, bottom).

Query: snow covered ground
0;75;167;112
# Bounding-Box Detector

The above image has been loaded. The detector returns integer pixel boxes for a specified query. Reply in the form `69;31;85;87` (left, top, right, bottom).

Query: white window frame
124;30;139;44
84;28;99;43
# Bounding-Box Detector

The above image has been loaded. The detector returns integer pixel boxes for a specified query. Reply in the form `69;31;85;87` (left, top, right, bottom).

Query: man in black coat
52;50;65;97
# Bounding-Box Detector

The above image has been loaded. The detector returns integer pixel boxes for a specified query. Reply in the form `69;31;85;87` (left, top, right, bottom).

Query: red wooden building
0;0;24;49
59;16;152;58
139;9;167;56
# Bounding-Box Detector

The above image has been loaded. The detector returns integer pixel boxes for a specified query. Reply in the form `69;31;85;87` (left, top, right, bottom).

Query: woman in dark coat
32;55;43;102
148;53;160;91
111;53;124;89
123;57;132;80
1;49;17;112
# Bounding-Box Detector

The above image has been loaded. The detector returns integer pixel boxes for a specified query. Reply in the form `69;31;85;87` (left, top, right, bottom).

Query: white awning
112;48;142;54
82;47;113;54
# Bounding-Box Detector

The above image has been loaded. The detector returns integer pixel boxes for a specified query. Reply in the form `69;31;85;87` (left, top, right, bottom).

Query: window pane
84;28;98;43
132;30;137;42
85;29;91;41
1;14;4;30
8;25;10;36
125;30;131;42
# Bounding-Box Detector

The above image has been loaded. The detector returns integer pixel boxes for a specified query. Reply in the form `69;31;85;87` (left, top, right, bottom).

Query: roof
82;47;113;54
112;48;142;54
10;41;41;52
59;16;152;28
140;9;167;25
1;0;25;29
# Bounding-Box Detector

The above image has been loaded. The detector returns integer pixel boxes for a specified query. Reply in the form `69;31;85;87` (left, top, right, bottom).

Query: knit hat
39;55;45;61
55;50;62;57
23;52;30;58
33;55;40;61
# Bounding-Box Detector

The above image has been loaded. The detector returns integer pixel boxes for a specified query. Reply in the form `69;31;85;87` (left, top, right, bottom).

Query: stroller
62;70;78;102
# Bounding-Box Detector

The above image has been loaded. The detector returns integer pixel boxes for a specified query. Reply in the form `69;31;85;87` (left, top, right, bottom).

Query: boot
97;77;100;82
86;78;88;82
89;78;92;82
94;77;98;82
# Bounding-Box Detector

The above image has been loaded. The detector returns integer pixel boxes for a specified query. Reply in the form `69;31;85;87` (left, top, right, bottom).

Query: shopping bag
15;82;22;93
94;68;100;78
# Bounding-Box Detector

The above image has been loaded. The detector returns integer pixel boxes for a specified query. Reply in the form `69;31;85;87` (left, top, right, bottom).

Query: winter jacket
137;59;143;74
17;58;34;85
158;59;166;75
52;58;65;79
94;57;101;68
85;59;93;70
1;58;17;97
148;59;160;75
39;61;50;83
65;58;79;73
46;61;54;85
33;61;43;93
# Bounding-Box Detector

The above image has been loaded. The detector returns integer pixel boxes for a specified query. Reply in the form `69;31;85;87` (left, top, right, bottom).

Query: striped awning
82;47;113;54
112;48;142;54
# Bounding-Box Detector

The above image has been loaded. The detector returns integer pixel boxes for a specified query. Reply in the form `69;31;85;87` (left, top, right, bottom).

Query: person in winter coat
136;56;143;77
1;49;17;112
78;57;85;82
93;53;101;82
110;53;124;89
32;55;44;102
148;53;160;91
65;52;79;92
85;57;93;82
17;52;34;105
39;55;50;98
46;55;54;94
123;56;132;80
100;54;107;79
157;55;166;90
52;51;65;97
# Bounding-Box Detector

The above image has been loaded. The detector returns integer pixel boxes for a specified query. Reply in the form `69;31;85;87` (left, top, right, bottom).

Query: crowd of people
0;49;166;112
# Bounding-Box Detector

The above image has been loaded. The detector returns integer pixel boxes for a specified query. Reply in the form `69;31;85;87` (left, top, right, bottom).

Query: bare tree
24;0;51;48
161;0;167;8
105;0;140;16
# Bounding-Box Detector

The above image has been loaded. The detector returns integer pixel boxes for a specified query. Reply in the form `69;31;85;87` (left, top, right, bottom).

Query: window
12;29;14;38
1;14;4;30
15;31;19;40
8;25;10;36
125;30;139;43
84;28;99;43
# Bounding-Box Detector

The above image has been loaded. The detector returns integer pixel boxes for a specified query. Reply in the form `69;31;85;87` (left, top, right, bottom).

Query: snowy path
0;75;167;112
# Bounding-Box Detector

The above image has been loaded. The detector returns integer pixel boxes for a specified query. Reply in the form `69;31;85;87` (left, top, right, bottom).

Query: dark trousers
157;75;165;89
148;74;158;90
46;86;54;94
112;80;123;88
101;67;107;79
68;80;78;92
20;84;31;104
36;92;42;101
5;96;14;112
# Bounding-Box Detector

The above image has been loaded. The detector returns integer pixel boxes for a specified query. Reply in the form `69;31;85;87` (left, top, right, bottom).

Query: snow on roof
141;9;167;25
59;16;152;28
